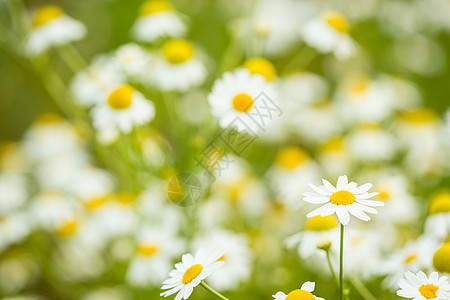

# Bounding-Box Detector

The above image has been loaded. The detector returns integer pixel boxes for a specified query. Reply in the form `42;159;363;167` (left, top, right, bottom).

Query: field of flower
0;0;450;299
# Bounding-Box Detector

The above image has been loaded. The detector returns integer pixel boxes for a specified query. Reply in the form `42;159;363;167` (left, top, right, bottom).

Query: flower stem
57;44;88;73
348;275;377;300
325;249;338;283
339;224;345;300
200;281;230;300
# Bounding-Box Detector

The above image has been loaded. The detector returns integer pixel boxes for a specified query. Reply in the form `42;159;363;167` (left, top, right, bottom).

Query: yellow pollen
108;85;134;109
404;253;418;265
276;147;308;169
137;245;158;256
232;93;254;113
433;243;450;273
182;264;203;284
139;0;173;16
402;108;437;124
57;220;77;237
305;215;338;231
429;192;450;215
330;190;355;205
285;289;315;300
324;11;350;33
162;39;194;64
33;5;64;27
85;196;107;210
243;57;277;81
419;284;439;299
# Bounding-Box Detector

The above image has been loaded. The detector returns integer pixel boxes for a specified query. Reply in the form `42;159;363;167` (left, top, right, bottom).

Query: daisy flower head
242;57;277;81
131;0;186;43
161;248;225;300
26;5;87;56
273;281;324;300
397;271;450;299
303;175;383;225
302;10;356;60
91;84;155;144
208;68;278;135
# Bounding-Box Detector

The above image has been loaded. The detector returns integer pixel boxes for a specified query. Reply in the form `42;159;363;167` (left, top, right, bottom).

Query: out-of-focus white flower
113;43;153;79
317;136;352;178
0;174;27;215
150;39;207;91
193;230;252;291
425;192;450;241
302;10;356;60
131;0;186;43
25;5;86;55
0;142;29;173
397;271;450;299
91;84;155;143
242;57;277;81
208;68;278;134
273;281;324;300
0;251;38;294
67;166;115;200
126;225;185;287
0;213;30;254
161;248;225;300
304;175;383;225
82;287;129;300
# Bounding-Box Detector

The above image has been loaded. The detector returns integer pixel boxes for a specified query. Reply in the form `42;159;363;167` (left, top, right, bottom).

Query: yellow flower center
108;85;134;109
348;78;370;96
243;57;277;81
433;243;450;273
324;11;350;33
182;264;203;284
33;5;64;27
305;215;338;231
330;190;355;205
218;255;226;262
321;137;344;152
376;190;390;201
276;147;308;169
137;245;158;256
115;193;137;205
232;93;254;113
419;284;439;299
285;289;315;300
162;39;194;64
139;0;173;16
402;108;437;124
57;220;77;237
404;253;418;265
429;192;450;215
85;196;108;210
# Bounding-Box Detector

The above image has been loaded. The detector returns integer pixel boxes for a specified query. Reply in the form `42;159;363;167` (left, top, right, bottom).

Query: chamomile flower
131;0;186;43
303;175;383;225
397;271;450;299
273;281;324;300
242;57;277;81
26;5;86;55
161;248;225;300
208;68;278;134
150;39;207;91
425;192;450;240
302;10;356;60
113;44;153;80
91;84;155;143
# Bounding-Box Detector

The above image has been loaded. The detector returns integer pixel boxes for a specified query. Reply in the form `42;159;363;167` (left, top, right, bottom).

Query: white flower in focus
303;175;383;225
273;281;324;300
25;5;86;55
302;11;356;60
131;0;186;43
161;248;225;300
397;271;450;299
208;69;278;134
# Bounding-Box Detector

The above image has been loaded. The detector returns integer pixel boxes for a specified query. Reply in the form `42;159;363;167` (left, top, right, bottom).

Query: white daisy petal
301;281;315;292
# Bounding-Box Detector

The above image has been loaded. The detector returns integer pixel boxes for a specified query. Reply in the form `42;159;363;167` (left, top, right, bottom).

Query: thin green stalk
325;249;338;283
281;46;316;74
349;275;377;300
339;224;345;300
5;0;26;37
200;281;230;300
57;44;88;73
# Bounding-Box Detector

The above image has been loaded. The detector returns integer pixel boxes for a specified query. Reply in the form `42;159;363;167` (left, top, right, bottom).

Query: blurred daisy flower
303;175;383;225
150;39;207;91
160;248;225;300
433;243;450;274
242;57;277;81
91;84;155;143
131;0;186;43
397;271;450;299
273;281;324;300
425;192;450;240
26;5;86;55
302;10;356;60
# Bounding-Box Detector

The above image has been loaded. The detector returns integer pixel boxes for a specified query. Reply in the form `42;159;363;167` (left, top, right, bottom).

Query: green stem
339;224;344;300
200;281;230;300
349;275;377;300
57;44;88;73
281;46;316;74
325;249;338;283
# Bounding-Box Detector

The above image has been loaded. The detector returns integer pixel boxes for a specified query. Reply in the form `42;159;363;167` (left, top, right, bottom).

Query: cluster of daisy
0;0;450;299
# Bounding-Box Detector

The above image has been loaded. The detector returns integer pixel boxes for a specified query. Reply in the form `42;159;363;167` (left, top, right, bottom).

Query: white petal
301;281;315;292
303;196;330;204
336;175;348;190
322;179;337;193
307;203;336;218
356;192;379;200
336;205;350;225
308;183;332;195
355;199;384;207
352;183;373;194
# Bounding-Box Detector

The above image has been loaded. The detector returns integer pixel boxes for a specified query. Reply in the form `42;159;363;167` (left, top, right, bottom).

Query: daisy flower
91;84;155;143
273;282;324;300
26;5;86;55
424;191;450;240
302;10;356;60
150;39;207;91
397;271;450;299
131;0;186;43
208;69;278;134
161;248;225;300
303;175;383;225
242;57;277;82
